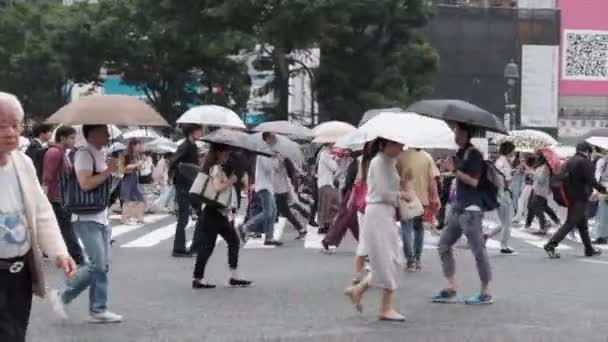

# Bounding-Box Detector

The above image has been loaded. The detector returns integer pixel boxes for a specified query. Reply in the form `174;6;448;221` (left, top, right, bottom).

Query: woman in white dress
344;137;406;322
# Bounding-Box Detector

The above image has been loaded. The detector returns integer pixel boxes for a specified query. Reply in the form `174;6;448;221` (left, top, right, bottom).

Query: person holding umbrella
433;122;493;305
544;142;605;258
169;124;202;257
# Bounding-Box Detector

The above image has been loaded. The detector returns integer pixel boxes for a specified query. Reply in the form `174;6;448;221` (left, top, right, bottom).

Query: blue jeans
62;221;110;314
511;175;523;213
246;190;276;240
173;187;190;252
401;216;424;260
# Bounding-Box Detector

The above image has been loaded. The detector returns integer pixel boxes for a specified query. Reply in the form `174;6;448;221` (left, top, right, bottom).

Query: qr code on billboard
563;30;608;81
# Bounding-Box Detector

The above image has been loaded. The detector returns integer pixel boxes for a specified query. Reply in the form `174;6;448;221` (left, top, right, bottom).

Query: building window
571;121;577;127
560;120;566;127
591;120;597;127
582;120;587;127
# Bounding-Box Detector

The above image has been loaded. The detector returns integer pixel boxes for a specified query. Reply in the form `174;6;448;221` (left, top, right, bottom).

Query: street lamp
504;59;519;130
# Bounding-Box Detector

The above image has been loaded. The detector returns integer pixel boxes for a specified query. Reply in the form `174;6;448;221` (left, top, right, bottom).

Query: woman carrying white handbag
190;143;253;289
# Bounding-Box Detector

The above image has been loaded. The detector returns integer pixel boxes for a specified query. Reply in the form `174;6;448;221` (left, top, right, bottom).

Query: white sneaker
88;311;123;324
48;289;68;320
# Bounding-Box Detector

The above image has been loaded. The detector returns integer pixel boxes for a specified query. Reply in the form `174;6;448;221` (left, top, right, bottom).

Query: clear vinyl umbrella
252;132;304;164
122;128;162;141
201;129;272;157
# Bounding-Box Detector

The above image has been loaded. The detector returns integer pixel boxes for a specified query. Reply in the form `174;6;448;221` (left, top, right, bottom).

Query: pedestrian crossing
107;213;604;256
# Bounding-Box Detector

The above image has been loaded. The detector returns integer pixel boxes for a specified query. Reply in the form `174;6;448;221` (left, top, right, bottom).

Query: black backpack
465;147;505;212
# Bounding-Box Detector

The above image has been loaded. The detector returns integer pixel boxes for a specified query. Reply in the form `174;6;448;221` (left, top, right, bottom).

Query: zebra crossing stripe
510;229;572;250
111;214;169;238
122;223;193;248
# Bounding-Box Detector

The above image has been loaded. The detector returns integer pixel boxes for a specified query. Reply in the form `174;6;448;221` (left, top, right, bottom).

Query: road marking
111;214;170;238
580;259;608;265
122;223;192;248
304;225;324;249
510;229;572;250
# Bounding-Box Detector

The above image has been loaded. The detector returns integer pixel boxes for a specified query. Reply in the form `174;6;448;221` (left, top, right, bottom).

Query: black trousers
525;195;560;232
548;201;594;253
0;258;32;342
51;202;84;264
275;193;305;232
193;206;240;279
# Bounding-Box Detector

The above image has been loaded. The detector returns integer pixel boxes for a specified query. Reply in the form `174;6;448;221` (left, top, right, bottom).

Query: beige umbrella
45;95;169;126
313;121;356;144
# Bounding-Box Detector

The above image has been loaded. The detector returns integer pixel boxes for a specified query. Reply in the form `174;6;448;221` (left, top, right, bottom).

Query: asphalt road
26;214;608;342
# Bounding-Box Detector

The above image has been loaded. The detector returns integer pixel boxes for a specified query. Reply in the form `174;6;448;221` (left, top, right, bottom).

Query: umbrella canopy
45;95;169;126
338;112;457;150
122;128;162;141
313;121;356;144
51;124;122;147
358;107;403;127
586;137;608;151
253;120;313;139
107;142;127;154
580;129;608;142
201;129;273;157
552;145;576;159
494;129;557;152
407;99;507;134
253;132;304;164
177;105;246;129
144;137;178;154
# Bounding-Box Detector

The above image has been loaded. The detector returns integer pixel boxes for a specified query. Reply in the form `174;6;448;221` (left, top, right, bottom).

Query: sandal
344;287;363;313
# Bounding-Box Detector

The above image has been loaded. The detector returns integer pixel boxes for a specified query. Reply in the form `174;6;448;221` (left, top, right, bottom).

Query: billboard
521;45;559;127
560;0;608;96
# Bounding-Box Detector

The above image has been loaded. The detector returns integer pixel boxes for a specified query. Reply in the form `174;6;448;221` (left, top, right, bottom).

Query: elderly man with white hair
0;92;76;342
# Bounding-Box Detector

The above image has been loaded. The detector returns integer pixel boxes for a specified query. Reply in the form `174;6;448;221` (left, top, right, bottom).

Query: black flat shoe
264;240;283;246
192;280;216;289
229;278;254;288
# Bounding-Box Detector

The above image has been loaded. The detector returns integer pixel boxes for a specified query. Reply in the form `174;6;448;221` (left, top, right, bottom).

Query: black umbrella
201;129;273;157
406;99;508;135
358;107;404;127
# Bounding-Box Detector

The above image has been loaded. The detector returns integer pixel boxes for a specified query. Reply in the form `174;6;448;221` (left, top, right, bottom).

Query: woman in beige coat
0;92;76;342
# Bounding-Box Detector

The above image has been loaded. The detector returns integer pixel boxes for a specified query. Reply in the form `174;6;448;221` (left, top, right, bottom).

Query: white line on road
122;223;192;248
111;214;170;238
580;259;608;265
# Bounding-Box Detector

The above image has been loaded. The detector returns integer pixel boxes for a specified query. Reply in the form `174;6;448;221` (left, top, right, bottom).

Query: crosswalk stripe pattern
109;214;602;256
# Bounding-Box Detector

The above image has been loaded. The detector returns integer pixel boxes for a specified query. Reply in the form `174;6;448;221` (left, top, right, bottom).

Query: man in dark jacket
544;142;606;258
25;123;53;181
169;124;202;257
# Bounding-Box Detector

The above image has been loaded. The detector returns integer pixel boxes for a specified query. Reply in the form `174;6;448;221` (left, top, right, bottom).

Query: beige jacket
10;150;69;298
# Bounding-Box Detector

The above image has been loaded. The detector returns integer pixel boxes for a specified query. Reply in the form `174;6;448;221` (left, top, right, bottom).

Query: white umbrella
201;129;272;156
586;137;608;151
495;129;557;151
122;128;162;141
552;145;576;159
254;120;313;139
144;137;179;154
107;142;127;154
51;124;122;147
253;132;304;164
338;112;457;150
177;105;246;129
313;121;356;144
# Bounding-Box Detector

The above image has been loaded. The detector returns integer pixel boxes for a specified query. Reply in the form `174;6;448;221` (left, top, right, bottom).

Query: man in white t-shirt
49;125;123;324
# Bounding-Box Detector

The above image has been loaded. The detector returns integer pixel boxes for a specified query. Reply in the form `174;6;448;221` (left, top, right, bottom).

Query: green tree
0;2;111;120
315;0;439;124
106;0;253;123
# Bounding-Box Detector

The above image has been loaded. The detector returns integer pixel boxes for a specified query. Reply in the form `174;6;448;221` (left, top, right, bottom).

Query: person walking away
138;152;154;185
593;153;608;244
239;133;282;246
513;156;535;224
0;93;76;342
544;142;605;258
510;153;524;213
42;125;84;265
169;124;202;257
49;125;123;323
317;143;339;234
25;123;53;182
396;148;440;271
120;139;145;224
190;143;253;289
274;157;307;239
433;122;493;305
485;141;516;254
344;138;406;322
525;152;555;236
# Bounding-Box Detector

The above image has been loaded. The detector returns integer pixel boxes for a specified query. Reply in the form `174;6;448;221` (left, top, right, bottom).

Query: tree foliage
315;0;439;124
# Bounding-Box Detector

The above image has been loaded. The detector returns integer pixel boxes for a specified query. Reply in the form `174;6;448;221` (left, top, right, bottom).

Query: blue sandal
464;294;493;305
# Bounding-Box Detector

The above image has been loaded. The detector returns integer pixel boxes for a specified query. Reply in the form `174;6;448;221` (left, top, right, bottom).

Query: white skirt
361;203;401;290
